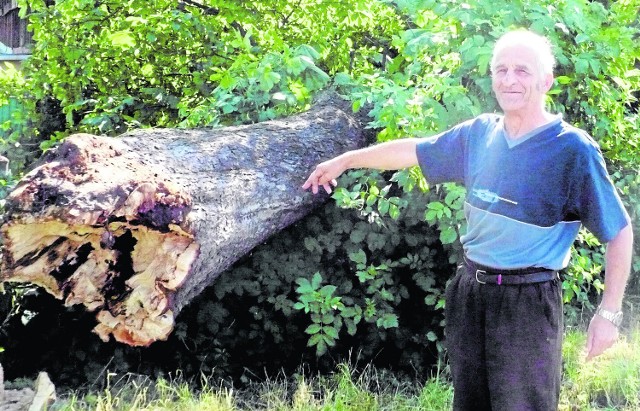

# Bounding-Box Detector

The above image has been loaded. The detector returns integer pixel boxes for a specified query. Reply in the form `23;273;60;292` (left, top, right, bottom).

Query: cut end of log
0;134;199;346
1;216;199;347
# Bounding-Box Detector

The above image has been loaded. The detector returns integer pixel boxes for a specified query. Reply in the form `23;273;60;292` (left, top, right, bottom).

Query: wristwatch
595;306;624;327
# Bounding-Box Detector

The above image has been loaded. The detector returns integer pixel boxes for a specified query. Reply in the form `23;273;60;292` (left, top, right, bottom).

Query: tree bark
0;95;367;346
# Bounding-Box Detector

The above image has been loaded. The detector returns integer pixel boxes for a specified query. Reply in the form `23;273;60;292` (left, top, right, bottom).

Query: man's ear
542;73;554;92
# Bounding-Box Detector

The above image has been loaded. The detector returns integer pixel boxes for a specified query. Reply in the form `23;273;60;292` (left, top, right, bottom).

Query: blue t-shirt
416;114;629;270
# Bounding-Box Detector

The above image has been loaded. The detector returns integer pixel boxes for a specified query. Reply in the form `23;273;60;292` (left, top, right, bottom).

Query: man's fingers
585;346;596;362
586;343;604;362
302;167;339;195
585;320;603;361
584;317;619;361
585;329;594;359
302;169;321;193
301;179;317;194
585;346;593;362
322;178;340;194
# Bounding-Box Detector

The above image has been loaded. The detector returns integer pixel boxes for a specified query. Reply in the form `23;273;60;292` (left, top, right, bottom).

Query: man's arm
301;138;420;194
586;222;634;360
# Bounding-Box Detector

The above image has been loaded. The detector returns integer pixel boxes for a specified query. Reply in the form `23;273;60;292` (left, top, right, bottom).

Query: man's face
491;45;552;115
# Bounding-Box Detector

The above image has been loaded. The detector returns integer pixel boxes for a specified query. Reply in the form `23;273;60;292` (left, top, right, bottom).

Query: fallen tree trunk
0;95;367;346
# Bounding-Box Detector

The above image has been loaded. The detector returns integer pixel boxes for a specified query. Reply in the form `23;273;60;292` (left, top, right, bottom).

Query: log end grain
1;134;199;346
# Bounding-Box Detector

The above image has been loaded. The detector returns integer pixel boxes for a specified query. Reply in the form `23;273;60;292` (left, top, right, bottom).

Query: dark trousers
445;264;563;411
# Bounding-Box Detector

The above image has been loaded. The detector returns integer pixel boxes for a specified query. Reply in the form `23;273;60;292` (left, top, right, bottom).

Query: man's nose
502;70;517;85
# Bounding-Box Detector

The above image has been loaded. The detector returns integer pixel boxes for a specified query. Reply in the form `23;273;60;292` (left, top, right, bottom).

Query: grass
560;326;640;411
50;363;453;411
43;325;640;410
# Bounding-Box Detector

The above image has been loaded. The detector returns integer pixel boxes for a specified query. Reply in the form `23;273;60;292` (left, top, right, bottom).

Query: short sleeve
415;122;468;184
570;142;630;243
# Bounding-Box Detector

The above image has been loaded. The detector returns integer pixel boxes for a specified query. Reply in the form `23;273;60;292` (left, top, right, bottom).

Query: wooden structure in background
0;0;31;68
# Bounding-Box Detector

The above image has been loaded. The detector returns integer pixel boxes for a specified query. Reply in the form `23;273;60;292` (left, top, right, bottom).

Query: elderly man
302;29;633;410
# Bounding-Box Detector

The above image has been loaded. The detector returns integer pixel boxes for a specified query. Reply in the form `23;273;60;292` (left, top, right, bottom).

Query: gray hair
490;30;556;76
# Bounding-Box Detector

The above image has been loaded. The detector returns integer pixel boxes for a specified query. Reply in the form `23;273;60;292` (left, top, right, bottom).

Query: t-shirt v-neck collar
501;116;562;148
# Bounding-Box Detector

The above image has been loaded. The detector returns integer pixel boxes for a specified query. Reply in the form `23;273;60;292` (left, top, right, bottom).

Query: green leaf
425;210;437;223
556;76;572;85
304;237;322;253
334;72;353;86
378;198;390;215
311;272;323;289
349;249;367;265
322;333;336;346
346;319;357;336
389;204;400;220
575;58;589;75
296;44;320;60
262;71;282;91
424;294;437;306
315;339;328;356
323;325;339;339
350;229;366;244
377;313;399;329
305;323;322;335
308;333;323;347
320;285;337;297
440;226;458;244
295;278;313;294
141;64;154;77
588;59;601;76
321;314;335;324
108;30;135;48
220;73;237;90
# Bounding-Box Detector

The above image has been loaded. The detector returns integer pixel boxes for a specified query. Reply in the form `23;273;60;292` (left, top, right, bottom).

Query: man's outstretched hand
301;157;345;194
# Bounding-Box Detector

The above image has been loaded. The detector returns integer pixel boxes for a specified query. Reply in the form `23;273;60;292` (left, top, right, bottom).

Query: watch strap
595;306;623;327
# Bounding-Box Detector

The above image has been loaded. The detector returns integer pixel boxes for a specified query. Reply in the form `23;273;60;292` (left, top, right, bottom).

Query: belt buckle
475;269;487;284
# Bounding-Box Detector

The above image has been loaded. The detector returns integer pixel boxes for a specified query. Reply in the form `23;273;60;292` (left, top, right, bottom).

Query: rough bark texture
0;95;367;346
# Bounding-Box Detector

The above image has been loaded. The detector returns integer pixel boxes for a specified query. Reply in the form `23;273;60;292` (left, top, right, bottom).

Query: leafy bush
3;0;401;151
177;184;452;378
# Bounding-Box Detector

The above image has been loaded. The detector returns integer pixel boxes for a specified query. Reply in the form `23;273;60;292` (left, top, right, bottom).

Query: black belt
463;257;558;285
